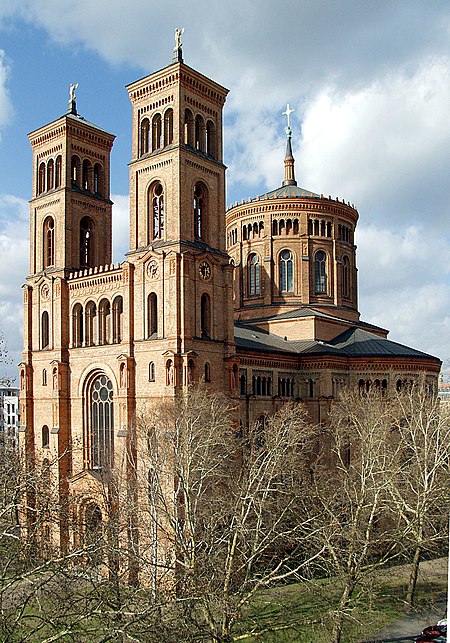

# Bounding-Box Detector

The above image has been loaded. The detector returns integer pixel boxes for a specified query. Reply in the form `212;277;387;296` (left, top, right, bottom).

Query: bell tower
28;86;115;276
126;35;237;394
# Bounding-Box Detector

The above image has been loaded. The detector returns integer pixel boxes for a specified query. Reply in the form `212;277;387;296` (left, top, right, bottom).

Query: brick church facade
19;43;440;552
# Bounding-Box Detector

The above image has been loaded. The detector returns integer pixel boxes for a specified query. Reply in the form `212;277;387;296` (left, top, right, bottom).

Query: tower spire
282;104;297;187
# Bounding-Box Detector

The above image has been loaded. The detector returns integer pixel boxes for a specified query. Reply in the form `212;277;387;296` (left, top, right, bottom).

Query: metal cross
282;104;294;129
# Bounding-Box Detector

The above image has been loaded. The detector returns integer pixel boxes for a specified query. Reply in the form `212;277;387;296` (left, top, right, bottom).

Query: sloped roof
234;322;440;362
259;185;320;200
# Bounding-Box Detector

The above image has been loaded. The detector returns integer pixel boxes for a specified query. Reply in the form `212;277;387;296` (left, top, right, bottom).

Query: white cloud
0;195;29;377
0;50;12;133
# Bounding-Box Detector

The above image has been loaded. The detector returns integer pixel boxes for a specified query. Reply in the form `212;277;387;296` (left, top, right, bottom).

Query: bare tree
135;386;322;641
385;385;450;607
308;388;399;643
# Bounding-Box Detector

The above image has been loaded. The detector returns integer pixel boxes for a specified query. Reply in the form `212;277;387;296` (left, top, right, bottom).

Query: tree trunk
405;544;421;608
331;577;355;643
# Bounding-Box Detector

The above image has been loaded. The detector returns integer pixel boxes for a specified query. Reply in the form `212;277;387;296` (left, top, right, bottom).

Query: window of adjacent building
147;293;158;338
85;374;114;470
85;301;97;346
80;216;94;268
164;108;174;146
43;217;55;268
314;250;327;293
195;114;205;152
279;249;293;292
47;159;54;191
248;253;261;296
98;299;111;345
93;163;102;195
41;311;50;349
42;368;47;386
82;159;92;191
55;155;62;189
38;162;46;194
184;109;194;147
72;303;84;347
200;293;211;338
342;255;350;299
148;362;155;382
71;155;81;187
194;183;206;239
149;182;164;241
140;117;150;155
166;359;175;386
42;425;50;448
204;362;211;383
205;120;216;157
112;296;123;344
151;113;162;151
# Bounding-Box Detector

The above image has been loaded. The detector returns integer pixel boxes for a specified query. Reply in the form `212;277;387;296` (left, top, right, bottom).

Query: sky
1;0;450;379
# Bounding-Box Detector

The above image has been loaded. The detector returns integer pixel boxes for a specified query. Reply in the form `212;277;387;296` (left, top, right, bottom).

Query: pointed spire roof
281;104;297;186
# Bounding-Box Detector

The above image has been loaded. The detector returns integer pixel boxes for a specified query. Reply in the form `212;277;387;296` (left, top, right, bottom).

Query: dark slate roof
234;322;440;362
260;184;320;200
329;327;439;359
65;112;114;136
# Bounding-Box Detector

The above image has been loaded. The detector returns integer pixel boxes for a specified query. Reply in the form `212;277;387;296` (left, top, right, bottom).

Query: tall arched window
248;253;261;296
80;217;94;267
71;155;81;187
279;249;293;292
83;503;103;565
147;293;158;338
98;299;111;345
164;108;174;146
43;217;55;268
195;114;205;151
41;311;49;349
112;296;123;344
194;183;207;239
148;362;155;382
166;359;175;386
93;163;102;195
342;255;350;299
204;362;211;383
140;117;150;155
55;155;62;188
201;293;211;337
314;250;327;293
47;159;54;191
42;425;50;448
184;109;194;146
85;301;97;346
205;120;216;157
82;159;92;191
151;113;162;151
38;162;46;194
84;373;114;470
149;182;164;241
72;303;84;347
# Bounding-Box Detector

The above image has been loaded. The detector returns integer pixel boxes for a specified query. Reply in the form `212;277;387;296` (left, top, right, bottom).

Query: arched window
272;220;278;236
194;183;207;239
195;114;205;151
82;159;92;191
38;162;46;194
84;373;114;469
98;299;111;345
71;155;81;187
201;293;211;337
112;296;123;344
184;109;194;146
248;253;261;296
293;219;299;235
85;301;97;346
80;217;94;268
148;362;155;382
164;108;174;146
205;120;216;157
149;182;164;241
204;362;211;383
43;217;55;268
42;425;50;448
147;292;158;338
240;373;247;396
41;311;49;349
55;155;62;188
93;163;102;195
42;369;47;386
72;303;84;347
140;117;150;155
314;250;327;293
47;159;54;191
279;249;293;292
342;255;350;299
151;113;162;151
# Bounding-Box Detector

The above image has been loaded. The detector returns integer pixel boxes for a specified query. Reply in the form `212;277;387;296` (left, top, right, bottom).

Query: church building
19;39;441;552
